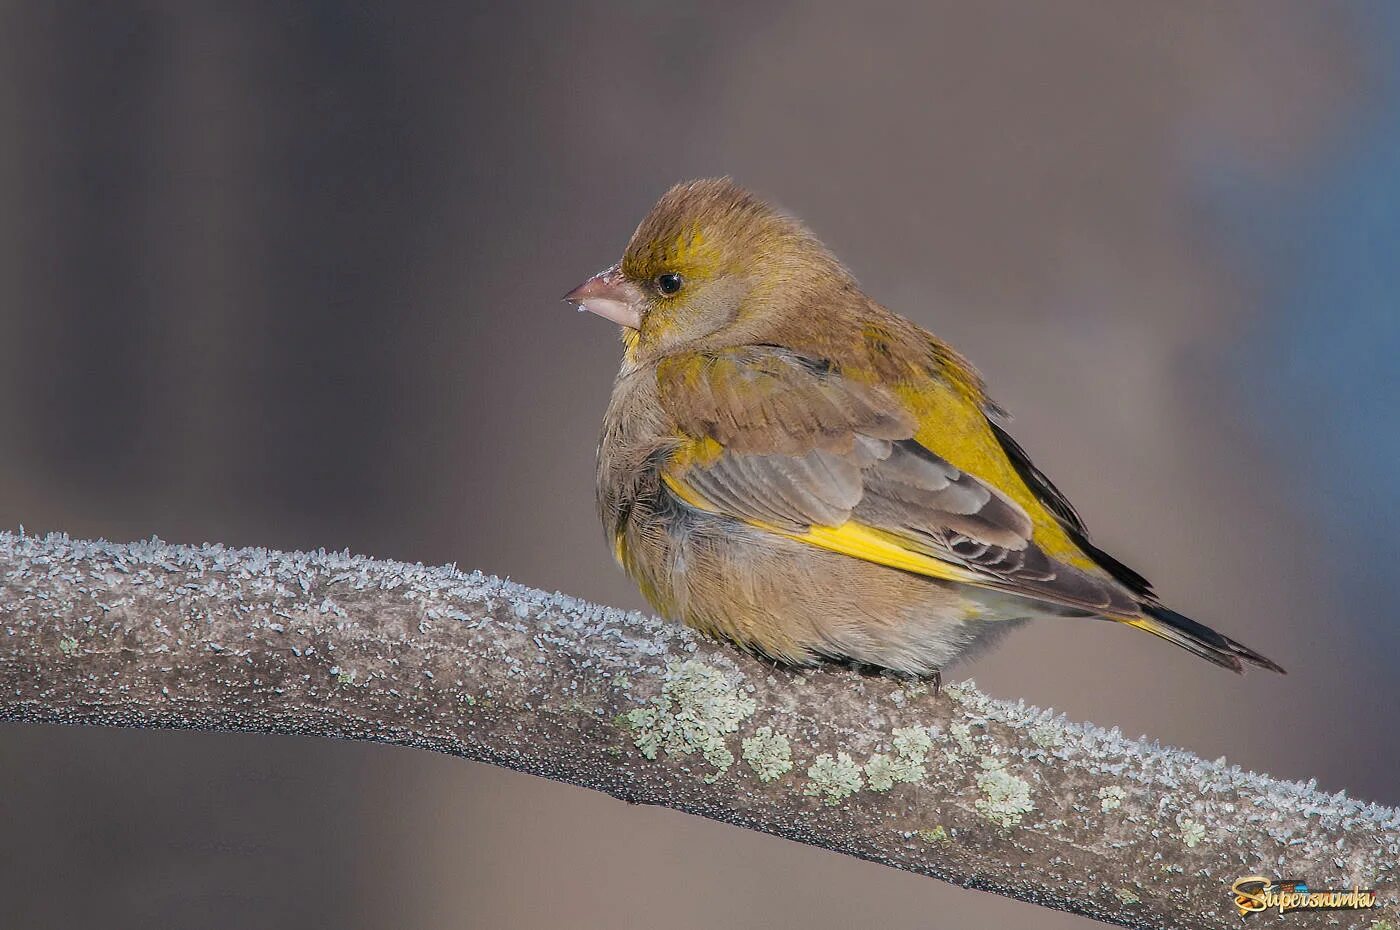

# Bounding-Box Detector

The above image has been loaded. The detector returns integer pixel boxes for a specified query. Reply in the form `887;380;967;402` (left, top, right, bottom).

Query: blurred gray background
1;2;1396;928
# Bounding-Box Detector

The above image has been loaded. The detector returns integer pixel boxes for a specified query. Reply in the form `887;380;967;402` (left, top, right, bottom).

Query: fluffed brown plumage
567;178;1283;677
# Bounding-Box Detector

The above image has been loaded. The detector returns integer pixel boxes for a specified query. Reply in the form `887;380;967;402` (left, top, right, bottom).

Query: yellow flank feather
662;474;980;585
786;522;981;584
666;434;724;470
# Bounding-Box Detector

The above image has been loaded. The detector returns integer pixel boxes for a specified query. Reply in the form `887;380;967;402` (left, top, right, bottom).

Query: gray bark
0;531;1395;929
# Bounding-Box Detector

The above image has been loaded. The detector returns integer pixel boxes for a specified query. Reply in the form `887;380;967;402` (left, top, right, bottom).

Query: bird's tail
1123;604;1285;674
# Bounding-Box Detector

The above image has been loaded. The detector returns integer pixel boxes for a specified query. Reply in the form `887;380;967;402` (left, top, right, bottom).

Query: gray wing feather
667;346;1138;616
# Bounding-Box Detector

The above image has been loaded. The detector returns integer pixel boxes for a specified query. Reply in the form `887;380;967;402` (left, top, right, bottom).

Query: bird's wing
656;346;1141;617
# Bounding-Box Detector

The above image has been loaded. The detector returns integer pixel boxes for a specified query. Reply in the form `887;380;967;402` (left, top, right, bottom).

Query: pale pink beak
563;265;644;330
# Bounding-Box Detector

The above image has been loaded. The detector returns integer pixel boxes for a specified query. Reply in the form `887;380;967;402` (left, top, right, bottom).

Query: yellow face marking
623;226;723;284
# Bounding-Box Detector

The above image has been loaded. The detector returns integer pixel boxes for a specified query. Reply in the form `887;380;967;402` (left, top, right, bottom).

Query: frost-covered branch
0;532;1395;929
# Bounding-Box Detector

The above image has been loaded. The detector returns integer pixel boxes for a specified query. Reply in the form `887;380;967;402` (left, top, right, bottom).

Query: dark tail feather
1124;604;1285;674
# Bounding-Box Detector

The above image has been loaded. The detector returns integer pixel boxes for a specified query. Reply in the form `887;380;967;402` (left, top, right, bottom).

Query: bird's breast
595;365;676;557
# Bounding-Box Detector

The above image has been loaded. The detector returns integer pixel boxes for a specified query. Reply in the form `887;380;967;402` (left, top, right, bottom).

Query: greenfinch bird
567;178;1282;680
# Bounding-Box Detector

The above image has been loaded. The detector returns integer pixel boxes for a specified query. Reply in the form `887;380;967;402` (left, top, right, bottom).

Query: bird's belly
624;508;1034;677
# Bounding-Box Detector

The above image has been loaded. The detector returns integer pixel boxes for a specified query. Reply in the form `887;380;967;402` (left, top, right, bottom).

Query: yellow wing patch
662;474;979;585
892;380;1098;571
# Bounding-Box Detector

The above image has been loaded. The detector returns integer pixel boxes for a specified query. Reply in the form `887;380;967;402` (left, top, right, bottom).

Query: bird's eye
655;272;684;296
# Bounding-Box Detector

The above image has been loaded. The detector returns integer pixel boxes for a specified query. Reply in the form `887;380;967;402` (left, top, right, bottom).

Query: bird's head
565;178;852;359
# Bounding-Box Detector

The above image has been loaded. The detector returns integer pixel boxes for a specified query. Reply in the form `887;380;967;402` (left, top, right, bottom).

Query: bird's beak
563;265;644;330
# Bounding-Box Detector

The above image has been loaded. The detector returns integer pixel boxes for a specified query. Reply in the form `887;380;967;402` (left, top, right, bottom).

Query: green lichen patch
806;752;863;805
57;636;79;656
742;726;793;782
616;659;756;781
1029;722;1064;750
949;721;977;754
916;825;950;845
865;726;935;790
893;725;933;760
1114;886;1141;905
1098;785;1126;812
888;682;929;706
863;753;899;791
974;757;1034;828
1178;816;1206;848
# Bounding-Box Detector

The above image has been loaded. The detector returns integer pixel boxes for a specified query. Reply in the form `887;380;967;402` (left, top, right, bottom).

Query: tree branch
0;531;1394;929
